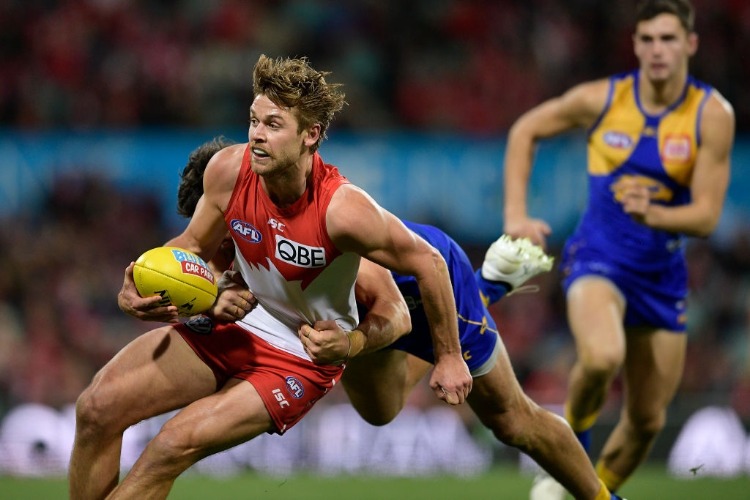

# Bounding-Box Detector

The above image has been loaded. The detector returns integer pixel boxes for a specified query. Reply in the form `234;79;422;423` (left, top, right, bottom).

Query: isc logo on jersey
275;235;326;268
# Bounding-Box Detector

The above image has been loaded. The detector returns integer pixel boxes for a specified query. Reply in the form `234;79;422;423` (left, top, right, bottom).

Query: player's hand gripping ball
133;247;218;316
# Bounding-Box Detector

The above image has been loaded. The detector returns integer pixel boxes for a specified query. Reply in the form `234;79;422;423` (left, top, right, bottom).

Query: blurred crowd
0;173;749;423
1;0;749;424
0;174;166;412
2;0;750;132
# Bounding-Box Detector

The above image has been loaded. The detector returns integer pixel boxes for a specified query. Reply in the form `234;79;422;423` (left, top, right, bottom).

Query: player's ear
687;32;698;57
303;123;321;148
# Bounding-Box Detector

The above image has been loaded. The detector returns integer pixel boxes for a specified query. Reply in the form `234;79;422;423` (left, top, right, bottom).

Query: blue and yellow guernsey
358;220;500;374
568;70;713;274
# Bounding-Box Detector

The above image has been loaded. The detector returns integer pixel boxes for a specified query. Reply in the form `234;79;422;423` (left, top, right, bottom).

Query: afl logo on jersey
603;131;634;149
231;219;262;244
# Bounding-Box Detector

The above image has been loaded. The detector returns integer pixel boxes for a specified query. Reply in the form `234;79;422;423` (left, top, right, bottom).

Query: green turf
1;465;747;499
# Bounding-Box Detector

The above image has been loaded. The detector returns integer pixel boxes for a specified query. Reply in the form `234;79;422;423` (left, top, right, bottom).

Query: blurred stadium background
1;0;749;496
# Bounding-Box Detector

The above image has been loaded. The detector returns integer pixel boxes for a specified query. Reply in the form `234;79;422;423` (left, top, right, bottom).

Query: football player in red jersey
69;54;471;500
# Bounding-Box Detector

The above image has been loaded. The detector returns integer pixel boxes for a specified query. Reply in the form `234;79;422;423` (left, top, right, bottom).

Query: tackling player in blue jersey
145;137;625;500
502;0;735;497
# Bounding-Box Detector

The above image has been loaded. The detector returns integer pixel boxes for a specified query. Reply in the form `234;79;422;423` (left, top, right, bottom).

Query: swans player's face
633;13;697;85
248;94;319;177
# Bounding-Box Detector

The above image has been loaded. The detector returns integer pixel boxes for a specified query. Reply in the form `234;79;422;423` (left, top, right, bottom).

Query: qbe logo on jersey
275;235;326;268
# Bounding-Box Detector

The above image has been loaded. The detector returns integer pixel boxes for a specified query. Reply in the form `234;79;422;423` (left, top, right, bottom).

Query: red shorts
176;317;344;434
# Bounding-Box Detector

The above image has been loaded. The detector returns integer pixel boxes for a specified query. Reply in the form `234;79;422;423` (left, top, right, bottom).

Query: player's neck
639;70;688;114
260;155;313;208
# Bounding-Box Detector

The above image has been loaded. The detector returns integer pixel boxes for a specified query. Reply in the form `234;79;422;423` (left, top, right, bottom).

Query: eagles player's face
248;94;308;176
633;13;697;84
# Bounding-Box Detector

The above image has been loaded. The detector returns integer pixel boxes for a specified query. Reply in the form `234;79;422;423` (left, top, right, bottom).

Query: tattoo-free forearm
416;251;462;361
352;300;410;357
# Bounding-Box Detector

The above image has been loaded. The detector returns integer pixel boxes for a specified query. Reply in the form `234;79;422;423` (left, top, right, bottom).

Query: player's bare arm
117;261;181;322
118;194;226;322
326;184;472;405
503;79;610;246
622;91;735;235
300;259;411;364
351;259;412;353
166;145;243;260
119;146;244;321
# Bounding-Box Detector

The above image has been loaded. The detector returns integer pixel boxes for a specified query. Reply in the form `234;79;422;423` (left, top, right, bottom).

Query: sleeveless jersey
224;146;360;360
566;70;713;273
377;221;500;373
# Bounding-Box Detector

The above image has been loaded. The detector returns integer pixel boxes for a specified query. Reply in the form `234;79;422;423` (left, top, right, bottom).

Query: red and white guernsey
224;146;360;360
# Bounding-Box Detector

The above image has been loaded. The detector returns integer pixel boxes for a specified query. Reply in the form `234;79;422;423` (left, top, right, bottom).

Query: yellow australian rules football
133;246;218;316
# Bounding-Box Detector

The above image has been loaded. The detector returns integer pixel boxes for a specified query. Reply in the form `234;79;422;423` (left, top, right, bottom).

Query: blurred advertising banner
0;402;748;478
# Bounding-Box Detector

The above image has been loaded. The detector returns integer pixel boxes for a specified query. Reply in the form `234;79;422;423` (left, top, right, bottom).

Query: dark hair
636;0;694;32
252;54;346;152
177;136;236;217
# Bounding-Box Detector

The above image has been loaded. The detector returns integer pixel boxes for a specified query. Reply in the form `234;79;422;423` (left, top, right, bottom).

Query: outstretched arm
326;185;472;405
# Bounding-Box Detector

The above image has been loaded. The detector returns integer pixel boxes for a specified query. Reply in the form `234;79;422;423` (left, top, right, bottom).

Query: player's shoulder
210;143;247;164
549;78;610;127
698;89;736;150
563;78;611;109
328;183;379;214
568;77;611;94
685;75;735;124
205;143;246;175
326;184;389;245
203;142;248;195
705;88;735;122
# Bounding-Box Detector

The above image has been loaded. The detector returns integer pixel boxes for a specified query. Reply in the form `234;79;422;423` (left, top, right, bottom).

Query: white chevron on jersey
233;245;360;360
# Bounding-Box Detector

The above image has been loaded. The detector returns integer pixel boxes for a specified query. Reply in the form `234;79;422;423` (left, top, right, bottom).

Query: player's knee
482;397;536;447
76;384;137;436
357;408;399;426
490;417;526;446
628;410;666;440
146;423;205;473
579;351;622;380
347;392;404;426
75;385;121;437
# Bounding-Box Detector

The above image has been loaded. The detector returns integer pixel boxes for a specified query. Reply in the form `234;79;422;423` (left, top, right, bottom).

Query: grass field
1;465;747;499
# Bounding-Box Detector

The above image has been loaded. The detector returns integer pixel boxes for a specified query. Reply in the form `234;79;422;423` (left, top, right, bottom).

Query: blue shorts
390;309;500;376
386;221;502;376
561;244;688;332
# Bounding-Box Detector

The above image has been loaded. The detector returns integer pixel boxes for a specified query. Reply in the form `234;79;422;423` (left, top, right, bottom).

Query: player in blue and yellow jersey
502;0;735;498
